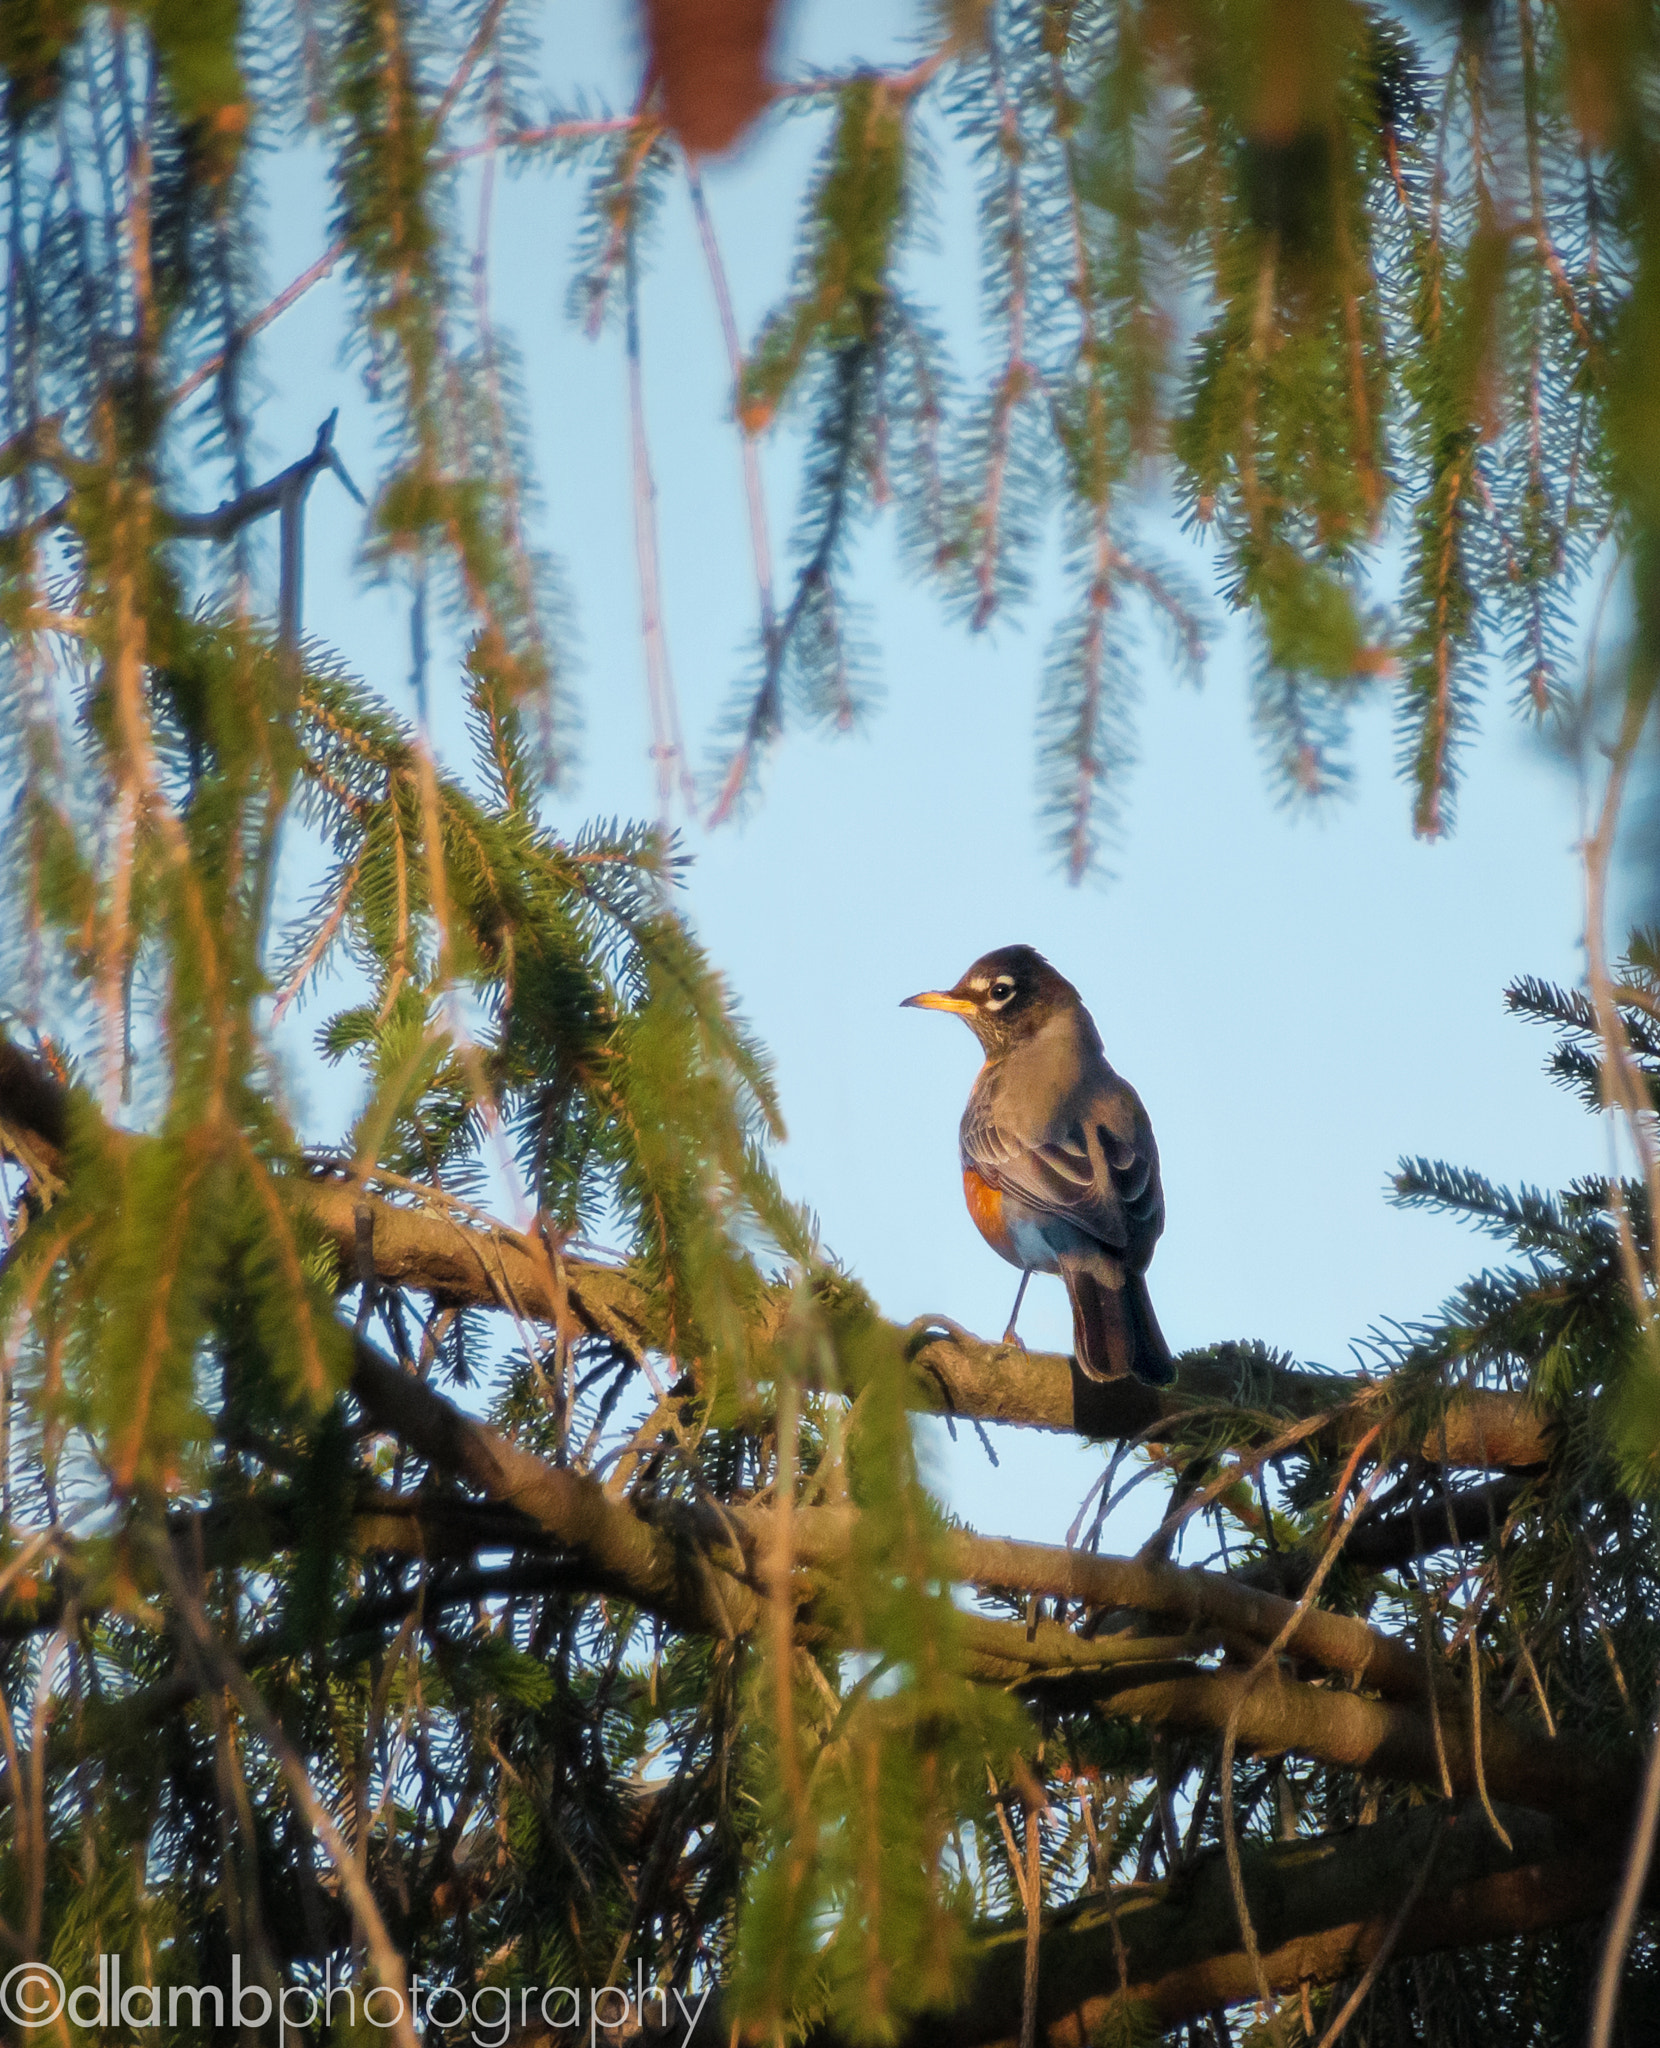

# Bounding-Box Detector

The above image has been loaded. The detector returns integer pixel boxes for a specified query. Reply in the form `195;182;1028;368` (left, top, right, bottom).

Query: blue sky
250;1;1599;1547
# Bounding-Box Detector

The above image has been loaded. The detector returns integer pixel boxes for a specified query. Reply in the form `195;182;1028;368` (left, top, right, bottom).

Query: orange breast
962;1167;1020;1264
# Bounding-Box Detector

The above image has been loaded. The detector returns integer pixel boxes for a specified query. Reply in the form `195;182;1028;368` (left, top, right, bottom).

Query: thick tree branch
905;1801;1645;2046
0;1046;1614;1845
11;1333;1601;1829
0;1048;1555;1471
964;1613;1617;1825
303;1170;656;1352
1236;1474;1531;1598
938;1531;1452;1709
297;1351;1497;1730
296;1171;1551;1470
0;1488;558;1641
339;1359;1627;1828
500;1804;1645;2048
346;1338;760;1639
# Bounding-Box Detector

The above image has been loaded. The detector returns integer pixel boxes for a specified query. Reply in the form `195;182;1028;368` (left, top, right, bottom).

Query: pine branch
348;1335;760;1638
709;335;875;820
1390;1157;1577;1250
1270;1473;1530;1586
958;1641;1612;1825
305;1174;1555;1467
342;1342;1624;1834
13;1337;1602;1824
352;1805;1650;2048
11;13;1659;2037
0;1049;1592;1829
896;1801;1650;2047
0;1041;1560;1472
1505;973;1600;1038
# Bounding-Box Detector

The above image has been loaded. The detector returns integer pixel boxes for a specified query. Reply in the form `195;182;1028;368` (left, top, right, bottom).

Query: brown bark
17;1364;1612;1828
0;1040;1606;1831
910;1331;1551;1470
1229;1476;1532;1603
340;1360;1627;1826
500;1805;1641;2048
347;1339;761;1638
0;1488;557;1640
302;1173;655;1351
963;1613;1623;1827
908;1801;1641;2044
299;1172;1550;1471
0;1046;1555;1471
940;1531;1442;1707
0;1041;1625;2039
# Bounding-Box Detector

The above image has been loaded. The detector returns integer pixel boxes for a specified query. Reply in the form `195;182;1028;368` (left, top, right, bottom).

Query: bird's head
902;944;1081;1055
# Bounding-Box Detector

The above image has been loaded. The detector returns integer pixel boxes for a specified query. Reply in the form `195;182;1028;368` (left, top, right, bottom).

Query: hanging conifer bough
2;3;1660;2044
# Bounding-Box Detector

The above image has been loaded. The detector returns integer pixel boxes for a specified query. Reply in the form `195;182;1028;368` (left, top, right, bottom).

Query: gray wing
960;1079;1163;1265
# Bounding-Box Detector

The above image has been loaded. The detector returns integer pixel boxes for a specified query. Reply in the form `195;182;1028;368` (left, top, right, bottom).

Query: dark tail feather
1062;1259;1132;1382
1062;1258;1176;1386
1126;1273;1176;1386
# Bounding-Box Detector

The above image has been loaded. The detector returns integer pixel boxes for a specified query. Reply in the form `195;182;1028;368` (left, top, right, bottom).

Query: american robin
903;944;1175;1386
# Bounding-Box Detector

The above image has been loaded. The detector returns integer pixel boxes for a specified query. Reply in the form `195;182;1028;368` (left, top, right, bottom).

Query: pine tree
1;4;1659;2046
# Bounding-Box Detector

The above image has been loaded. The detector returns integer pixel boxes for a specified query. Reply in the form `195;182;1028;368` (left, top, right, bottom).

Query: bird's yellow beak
901;990;977;1015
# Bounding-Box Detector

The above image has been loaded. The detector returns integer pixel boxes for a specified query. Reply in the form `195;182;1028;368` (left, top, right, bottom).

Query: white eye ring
988;981;1015;1006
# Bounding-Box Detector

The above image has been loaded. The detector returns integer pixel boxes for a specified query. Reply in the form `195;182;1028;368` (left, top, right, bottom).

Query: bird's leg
1001;1270;1031;1349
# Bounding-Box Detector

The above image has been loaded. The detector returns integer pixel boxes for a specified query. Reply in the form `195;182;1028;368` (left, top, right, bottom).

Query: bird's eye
991;981;1014;1002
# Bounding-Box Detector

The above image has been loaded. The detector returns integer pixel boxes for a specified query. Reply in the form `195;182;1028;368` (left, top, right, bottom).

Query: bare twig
165;411;366;647
624;227;693;826
1136;1410;1338;1563
1020;1794;1043;2048
1589;1699;1660;2048
270;847;366;1023
1312;1833;1443;2048
988;1765;1032;1916
170;240;349;410
972;20;1030;633
687;159;778;679
1217;1459;1390;2022
434;0;510;130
